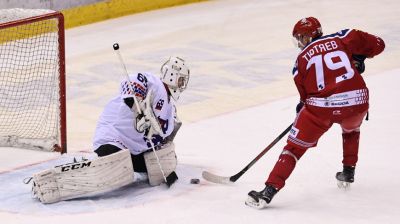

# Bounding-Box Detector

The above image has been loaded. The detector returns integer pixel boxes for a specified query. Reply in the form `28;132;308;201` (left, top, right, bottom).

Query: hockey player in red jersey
246;17;385;209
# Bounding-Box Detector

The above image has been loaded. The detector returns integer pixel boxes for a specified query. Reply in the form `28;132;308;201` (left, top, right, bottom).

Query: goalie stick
202;124;293;184
113;43;178;187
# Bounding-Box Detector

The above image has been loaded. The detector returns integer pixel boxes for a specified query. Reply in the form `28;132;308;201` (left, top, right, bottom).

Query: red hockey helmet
292;17;323;49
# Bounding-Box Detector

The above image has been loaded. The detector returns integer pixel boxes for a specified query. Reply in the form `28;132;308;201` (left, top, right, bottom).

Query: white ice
1;0;400;223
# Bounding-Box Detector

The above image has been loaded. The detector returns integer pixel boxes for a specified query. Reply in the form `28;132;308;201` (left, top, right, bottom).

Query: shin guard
266;146;306;189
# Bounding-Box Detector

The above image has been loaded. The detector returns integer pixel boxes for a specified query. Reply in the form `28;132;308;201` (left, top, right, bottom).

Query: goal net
0;9;66;153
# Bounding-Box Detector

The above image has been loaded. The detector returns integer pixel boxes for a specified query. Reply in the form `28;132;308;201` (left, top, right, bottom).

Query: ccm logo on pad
57;162;92;172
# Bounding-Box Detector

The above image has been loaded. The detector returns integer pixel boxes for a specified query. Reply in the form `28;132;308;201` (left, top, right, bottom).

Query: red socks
266;146;306;190
342;131;360;166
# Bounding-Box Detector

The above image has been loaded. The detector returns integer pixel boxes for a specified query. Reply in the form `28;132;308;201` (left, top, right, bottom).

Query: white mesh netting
0;9;63;151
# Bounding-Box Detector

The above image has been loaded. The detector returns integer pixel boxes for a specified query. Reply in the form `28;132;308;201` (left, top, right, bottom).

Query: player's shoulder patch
119;72;150;100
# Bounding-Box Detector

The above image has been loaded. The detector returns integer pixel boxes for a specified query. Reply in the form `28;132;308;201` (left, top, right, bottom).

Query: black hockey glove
296;101;304;113
352;54;366;74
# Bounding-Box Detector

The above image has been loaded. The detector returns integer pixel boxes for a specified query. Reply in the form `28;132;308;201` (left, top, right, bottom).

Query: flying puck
190;178;200;184
113;43;119;50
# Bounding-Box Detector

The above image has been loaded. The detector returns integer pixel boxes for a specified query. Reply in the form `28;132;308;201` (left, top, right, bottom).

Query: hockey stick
202;123;293;184
113;43;178;187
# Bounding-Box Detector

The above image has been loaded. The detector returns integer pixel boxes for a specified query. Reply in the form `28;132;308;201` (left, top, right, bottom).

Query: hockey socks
266;147;305;189
342;131;360;167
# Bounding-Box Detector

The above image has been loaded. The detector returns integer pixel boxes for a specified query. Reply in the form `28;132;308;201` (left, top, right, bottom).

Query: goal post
0;9;66;153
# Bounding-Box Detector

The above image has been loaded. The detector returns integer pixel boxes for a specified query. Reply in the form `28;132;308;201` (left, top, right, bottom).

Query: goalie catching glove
134;90;163;137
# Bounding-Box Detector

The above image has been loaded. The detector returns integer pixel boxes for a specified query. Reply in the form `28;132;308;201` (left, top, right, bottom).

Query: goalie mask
292;17;323;49
160;56;190;101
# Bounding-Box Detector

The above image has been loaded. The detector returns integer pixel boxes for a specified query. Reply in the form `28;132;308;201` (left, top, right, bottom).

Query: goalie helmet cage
0;9;66;153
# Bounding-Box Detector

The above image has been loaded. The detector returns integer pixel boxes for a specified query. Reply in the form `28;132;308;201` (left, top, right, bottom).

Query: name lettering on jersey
302;40;338;62
57;161;92;172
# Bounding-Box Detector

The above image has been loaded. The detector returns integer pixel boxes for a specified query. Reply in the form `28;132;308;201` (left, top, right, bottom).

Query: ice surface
1;0;400;223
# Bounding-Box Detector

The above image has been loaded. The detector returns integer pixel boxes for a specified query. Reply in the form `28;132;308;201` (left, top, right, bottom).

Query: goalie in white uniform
31;56;190;204
93;56;190;185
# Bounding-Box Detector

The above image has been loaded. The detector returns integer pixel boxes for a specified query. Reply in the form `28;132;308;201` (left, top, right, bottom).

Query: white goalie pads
144;142;177;186
31;149;134;204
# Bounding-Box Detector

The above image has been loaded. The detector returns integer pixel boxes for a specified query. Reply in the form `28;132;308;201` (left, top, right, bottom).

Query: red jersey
292;29;385;105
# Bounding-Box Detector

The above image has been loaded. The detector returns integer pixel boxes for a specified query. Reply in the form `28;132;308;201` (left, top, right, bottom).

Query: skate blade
245;196;268;209
337;180;351;189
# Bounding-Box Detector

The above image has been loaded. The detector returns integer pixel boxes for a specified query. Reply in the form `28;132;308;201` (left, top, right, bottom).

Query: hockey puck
190;178;200;184
113;43;119;50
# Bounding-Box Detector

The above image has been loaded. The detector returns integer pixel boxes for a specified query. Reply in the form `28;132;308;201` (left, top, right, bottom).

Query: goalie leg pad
32;149;134;204
144;142;177;186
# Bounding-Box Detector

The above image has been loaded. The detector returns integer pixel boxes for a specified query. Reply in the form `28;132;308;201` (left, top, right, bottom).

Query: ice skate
245;184;278;209
336;166;355;189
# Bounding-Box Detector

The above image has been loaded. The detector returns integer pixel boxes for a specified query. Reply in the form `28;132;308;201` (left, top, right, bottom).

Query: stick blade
166;171;178;187
202;171;233;184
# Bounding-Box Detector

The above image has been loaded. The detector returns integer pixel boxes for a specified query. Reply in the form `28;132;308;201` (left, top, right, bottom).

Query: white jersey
93;72;176;155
